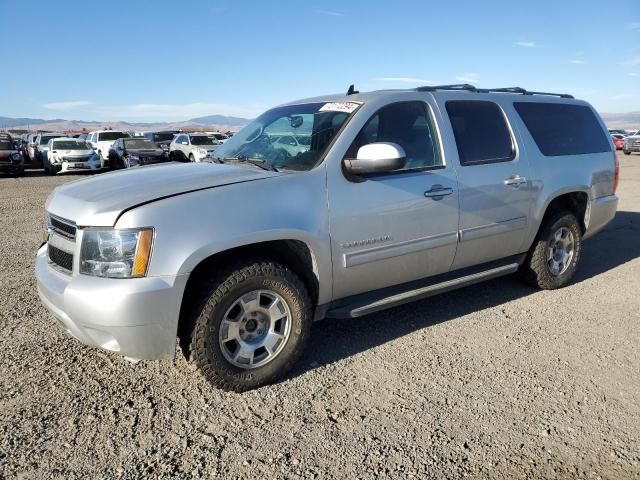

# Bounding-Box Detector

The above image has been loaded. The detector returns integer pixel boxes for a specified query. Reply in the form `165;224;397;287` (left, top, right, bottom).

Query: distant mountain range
1;110;638;132
0;114;251;132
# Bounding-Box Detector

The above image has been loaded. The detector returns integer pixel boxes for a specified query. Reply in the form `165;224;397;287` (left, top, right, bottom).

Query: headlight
80;228;154;278
160;144;169;151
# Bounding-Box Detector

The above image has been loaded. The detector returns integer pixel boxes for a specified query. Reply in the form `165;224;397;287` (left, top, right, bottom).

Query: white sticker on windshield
319;102;360;113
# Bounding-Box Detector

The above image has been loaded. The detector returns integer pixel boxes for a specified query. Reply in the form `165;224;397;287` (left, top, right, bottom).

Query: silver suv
36;84;619;392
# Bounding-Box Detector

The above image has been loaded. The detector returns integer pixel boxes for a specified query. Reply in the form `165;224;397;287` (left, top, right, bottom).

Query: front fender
115;167;333;304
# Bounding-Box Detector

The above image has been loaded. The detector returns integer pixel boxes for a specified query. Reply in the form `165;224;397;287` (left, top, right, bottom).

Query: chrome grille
48;245;73;271
49;215;76;239
63;155;92;162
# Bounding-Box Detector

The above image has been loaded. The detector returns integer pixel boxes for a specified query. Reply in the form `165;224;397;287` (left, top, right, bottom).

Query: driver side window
345;101;443;171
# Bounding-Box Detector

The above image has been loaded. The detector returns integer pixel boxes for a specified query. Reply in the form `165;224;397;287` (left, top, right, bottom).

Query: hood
127;147;164;156
54;149;94;157
47;162;281;226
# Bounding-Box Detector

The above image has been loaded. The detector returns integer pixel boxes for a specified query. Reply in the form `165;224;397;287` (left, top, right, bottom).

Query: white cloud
515;41;538;48
316;9;345;17
622;55;640;67
375;77;434;84
628;21;640;30
43;101;92;111
630;72;639;77
570;59;586;64
456;73;480;83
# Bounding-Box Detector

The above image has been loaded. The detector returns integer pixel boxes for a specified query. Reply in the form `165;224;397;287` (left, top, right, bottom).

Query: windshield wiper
217;155;278;172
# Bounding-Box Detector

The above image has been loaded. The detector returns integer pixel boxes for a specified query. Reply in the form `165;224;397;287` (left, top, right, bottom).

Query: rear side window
446;101;514;165
514;102;610;156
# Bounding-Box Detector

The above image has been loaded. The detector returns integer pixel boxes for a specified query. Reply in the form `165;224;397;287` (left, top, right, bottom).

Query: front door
328;100;460;300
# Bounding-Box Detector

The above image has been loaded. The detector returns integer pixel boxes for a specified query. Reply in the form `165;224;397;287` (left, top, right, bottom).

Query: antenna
346;84;359;95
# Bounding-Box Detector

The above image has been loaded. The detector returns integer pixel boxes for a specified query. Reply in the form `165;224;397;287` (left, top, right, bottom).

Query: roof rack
415;83;478;92
415;84;573;99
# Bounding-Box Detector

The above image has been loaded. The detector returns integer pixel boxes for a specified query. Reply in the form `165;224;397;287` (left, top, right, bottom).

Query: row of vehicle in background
622;131;640;155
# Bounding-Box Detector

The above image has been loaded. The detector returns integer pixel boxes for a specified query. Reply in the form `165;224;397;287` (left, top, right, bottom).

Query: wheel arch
176;238;321;358
528;189;589;251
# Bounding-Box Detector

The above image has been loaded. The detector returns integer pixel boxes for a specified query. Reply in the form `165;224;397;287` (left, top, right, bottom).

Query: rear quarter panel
508;99;615;247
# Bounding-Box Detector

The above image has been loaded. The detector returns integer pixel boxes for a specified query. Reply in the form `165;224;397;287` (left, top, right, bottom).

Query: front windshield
53;140;89;150
125;139;157;149
98;132;130;141
190;135;218;146
40;135;60;144
212;102;359;171
153;132;175;142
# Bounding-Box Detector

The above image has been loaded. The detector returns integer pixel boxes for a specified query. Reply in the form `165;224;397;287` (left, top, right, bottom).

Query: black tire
14;168;25;178
189;260;312;392
623;150;631;155
520;210;582;290
189;153;195;163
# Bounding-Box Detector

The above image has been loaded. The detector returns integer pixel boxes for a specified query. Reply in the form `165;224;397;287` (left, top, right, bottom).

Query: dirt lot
0;154;638;479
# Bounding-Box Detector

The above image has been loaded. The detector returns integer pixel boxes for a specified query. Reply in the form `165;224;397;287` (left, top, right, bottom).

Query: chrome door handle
424;185;454;198
504;175;527;187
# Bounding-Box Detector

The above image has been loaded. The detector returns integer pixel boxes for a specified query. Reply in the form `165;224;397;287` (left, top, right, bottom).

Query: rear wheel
188;260;312;392
520;211;582;290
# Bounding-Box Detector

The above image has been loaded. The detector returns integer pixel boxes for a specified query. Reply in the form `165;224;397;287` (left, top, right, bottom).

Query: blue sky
1;0;639;121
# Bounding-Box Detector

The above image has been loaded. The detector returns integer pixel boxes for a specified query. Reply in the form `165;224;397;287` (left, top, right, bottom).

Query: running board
326;263;520;319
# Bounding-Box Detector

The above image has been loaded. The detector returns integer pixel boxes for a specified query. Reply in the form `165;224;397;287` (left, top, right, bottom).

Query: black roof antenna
346;84;359;95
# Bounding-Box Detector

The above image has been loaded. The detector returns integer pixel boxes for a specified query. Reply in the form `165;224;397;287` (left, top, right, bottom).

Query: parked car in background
623;132;640;155
270;134;312;156
0;137;24;176
143;131;179;152
208;131;229;144
608;128;628;136
25;133;39;164
36;85;618;392
108;137;169;168
611;134;625;150
35;133;66;167
44;138;100;175
169;133;220;162
86;130;131;168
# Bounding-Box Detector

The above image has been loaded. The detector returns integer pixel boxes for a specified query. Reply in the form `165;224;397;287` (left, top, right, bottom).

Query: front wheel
189;261;312;392
520;211;582;290
189;153;195;162
623;150;631;155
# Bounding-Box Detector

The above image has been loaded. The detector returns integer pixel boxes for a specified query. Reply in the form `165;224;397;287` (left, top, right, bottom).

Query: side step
326;263;520;319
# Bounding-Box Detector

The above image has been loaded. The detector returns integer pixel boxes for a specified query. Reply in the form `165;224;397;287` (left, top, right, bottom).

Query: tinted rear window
514;102;610;156
445;101;514;165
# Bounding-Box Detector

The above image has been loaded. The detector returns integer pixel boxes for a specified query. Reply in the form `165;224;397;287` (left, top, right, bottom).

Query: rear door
442;99;533;269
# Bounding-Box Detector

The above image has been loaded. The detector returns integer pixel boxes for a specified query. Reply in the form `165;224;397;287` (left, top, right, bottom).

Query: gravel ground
1;154;639;479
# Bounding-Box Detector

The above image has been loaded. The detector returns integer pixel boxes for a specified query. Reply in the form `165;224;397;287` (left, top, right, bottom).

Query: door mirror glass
343;142;406;175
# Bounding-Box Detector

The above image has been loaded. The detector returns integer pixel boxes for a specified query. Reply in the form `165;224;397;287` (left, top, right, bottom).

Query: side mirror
343;142;406;176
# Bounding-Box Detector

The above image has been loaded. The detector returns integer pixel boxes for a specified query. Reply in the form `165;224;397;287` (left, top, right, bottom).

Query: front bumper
623;144;640;152
35;245;188;359
0;161;24;173
584;194;618;239
55;160;101;173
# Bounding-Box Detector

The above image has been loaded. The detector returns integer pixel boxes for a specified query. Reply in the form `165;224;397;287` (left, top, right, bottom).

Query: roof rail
415;83;478;92
478;86;574;99
417;84;574;99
